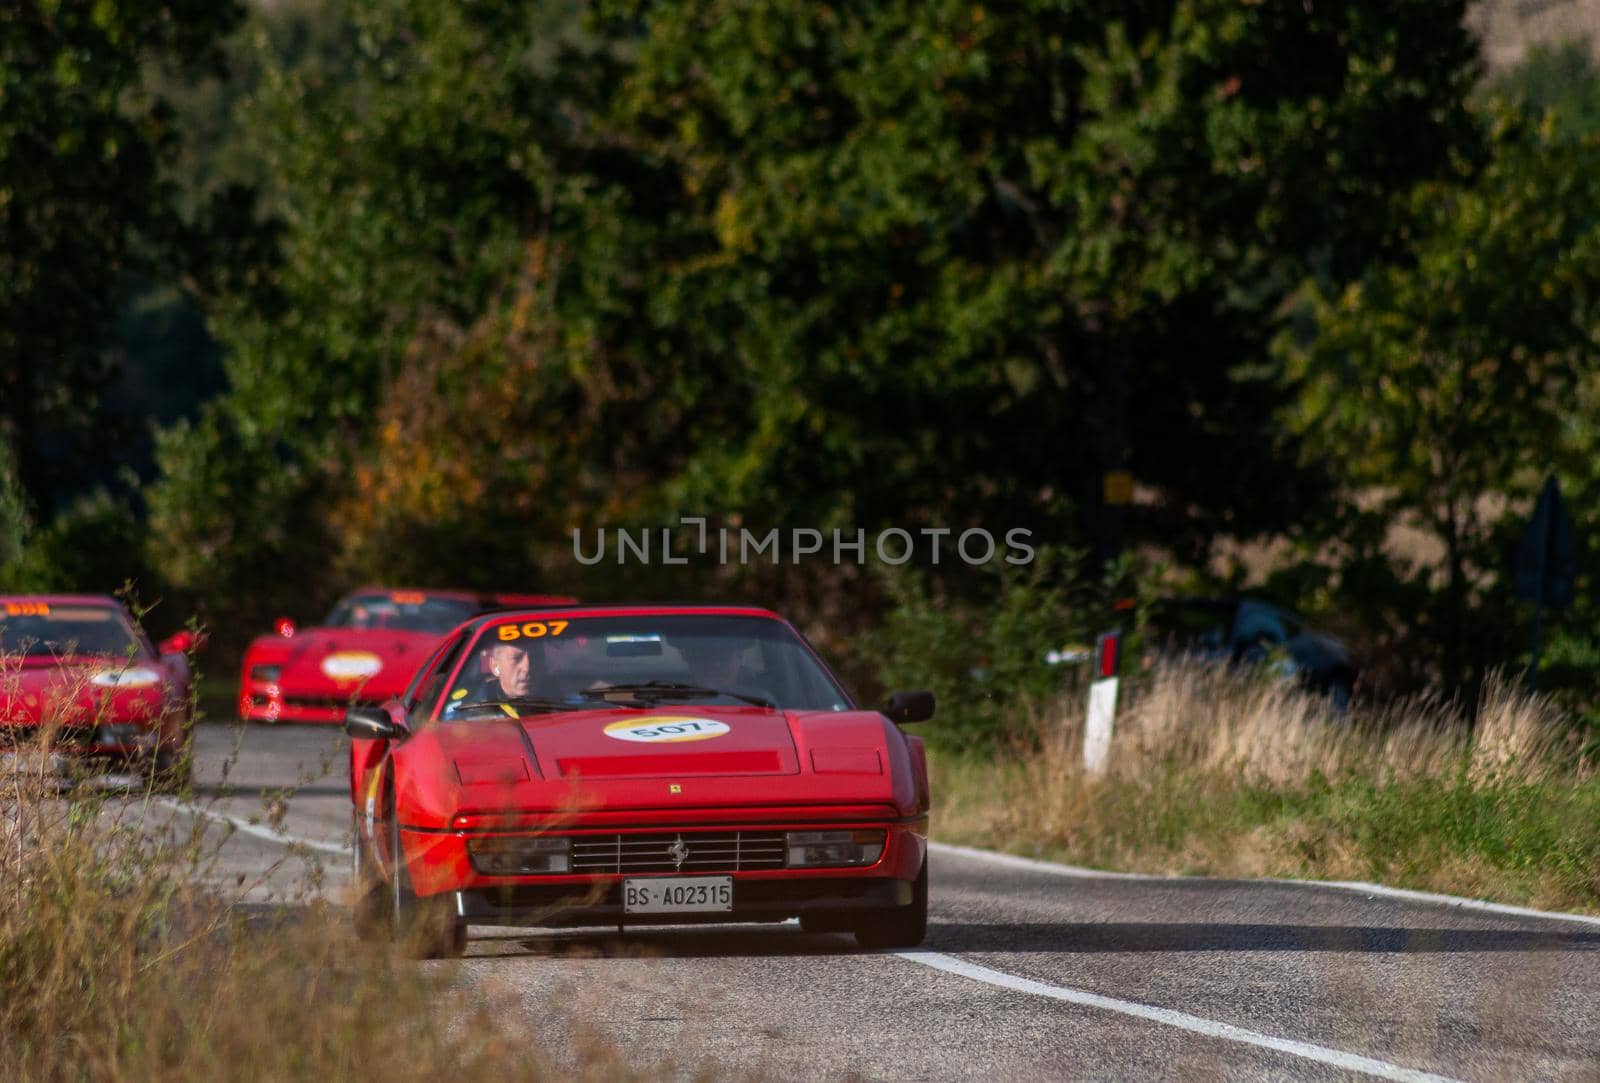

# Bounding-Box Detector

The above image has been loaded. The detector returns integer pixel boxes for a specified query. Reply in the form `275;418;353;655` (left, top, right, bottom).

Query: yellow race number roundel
603;715;730;743
321;651;383;680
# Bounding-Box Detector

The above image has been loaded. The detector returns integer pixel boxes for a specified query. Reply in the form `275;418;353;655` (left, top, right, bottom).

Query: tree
1482;40;1600;139
599;0;1482;564
1281;108;1600;693
0;0;242;514
145;0;641;617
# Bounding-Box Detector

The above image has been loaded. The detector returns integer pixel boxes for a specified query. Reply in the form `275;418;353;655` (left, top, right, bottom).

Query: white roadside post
1083;630;1121;778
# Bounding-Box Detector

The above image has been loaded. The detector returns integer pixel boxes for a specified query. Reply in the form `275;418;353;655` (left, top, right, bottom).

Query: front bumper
453;875;913;927
397;815;928;928
239;684;363;724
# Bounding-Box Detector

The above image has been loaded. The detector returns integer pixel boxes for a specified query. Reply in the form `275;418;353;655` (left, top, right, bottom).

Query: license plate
622;875;733;914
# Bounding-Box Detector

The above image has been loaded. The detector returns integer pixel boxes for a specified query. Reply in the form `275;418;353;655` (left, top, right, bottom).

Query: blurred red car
346;602;932;957
0;595;199;789
239;588;574;724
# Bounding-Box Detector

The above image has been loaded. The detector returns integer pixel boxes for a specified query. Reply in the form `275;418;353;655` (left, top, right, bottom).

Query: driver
479;640;534;700
442;639;543;718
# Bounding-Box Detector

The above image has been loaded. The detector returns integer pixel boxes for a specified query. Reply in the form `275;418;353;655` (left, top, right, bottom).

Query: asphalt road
157;723;1600;1082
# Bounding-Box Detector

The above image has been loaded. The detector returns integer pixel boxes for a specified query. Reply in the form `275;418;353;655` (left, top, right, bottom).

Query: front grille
569;831;787;874
281;696;364;710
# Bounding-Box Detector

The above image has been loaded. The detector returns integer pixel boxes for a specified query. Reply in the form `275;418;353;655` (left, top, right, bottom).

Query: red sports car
238;588;574;724
345;603;933;957
0;595;198;789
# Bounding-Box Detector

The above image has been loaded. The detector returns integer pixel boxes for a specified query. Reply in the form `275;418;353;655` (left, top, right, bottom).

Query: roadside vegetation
0;758;648;1082
932;664;1600;914
12;2;1600;723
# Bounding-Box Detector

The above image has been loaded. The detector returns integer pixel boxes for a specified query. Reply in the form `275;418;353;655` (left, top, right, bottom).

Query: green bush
0;484;158;598
870;546;1134;750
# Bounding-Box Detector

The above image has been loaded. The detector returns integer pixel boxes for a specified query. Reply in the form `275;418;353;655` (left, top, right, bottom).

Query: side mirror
158;630;206;655
345;706;403;741
884;690;935;725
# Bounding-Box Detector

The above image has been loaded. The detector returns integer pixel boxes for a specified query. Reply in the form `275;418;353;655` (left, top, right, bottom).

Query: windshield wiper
448;696;586;717
582;681;776;710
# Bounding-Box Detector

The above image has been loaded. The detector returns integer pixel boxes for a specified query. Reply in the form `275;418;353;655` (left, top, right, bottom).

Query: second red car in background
238;588;573;724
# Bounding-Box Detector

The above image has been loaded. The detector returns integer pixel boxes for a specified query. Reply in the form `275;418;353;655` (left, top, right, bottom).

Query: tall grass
0;754;651;1082
935;664;1600;912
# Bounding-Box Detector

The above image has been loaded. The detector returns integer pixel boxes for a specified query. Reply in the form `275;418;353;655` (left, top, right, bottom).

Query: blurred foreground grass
933;665;1600;913
0;760;647;1081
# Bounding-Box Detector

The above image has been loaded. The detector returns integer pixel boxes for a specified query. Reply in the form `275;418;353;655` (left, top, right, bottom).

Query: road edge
928;840;1600;928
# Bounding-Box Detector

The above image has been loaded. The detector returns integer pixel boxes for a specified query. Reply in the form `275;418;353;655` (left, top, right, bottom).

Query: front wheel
351;810;391;941
386;792;466;958
852;859;928;949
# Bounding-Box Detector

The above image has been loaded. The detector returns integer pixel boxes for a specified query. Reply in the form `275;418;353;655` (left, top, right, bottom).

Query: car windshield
0;604;146;659
323;592;477;634
442;613;850;716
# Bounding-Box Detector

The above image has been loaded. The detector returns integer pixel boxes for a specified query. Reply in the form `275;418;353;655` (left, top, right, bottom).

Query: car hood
252;626;441;700
517;704;801;780
0;655;171;725
394;706;918;826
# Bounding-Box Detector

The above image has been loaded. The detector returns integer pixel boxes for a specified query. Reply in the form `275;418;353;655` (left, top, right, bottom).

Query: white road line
147;797;349;856
895;950;1462;1083
930;841;1600;929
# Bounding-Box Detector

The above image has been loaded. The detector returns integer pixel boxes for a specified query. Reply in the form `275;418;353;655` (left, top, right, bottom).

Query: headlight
89;667;161;689
467;836;571;875
785;830;886;868
250;664;282;683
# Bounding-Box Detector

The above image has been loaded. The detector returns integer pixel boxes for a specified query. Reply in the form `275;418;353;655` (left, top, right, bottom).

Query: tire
387;790;466;959
852;859;928;950
351;809;391;942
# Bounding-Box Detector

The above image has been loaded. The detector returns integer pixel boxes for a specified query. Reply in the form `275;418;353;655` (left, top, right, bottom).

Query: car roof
458;601;785;630
344;586;492;601
0;594;125;608
344;587;577;605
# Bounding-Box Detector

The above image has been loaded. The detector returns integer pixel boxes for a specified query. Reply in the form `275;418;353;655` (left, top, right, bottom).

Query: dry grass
934;663;1600;912
0;754;657;1082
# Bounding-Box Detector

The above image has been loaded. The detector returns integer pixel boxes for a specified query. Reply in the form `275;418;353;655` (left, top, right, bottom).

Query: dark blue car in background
1147;597;1357;706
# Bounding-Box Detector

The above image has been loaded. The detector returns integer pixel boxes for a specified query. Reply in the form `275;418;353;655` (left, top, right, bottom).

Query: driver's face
490;643;532;697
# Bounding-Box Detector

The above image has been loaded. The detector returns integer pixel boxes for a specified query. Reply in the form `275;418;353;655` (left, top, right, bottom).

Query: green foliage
0;490;154;595
966;765;1600;910
1282;108;1600;693
149;0;1489;632
28;0;1600;716
1482;40;1600;138
0;0;242;511
603;0;1482;557
0;440;31;575
145;0;633;613
871;547;1119;749
146;405;337;650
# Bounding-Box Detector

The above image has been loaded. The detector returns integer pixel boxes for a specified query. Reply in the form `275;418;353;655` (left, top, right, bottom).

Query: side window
406;633;471;722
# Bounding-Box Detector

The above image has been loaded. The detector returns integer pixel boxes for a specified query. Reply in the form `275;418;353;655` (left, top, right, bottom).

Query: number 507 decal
604;716;731;743
497;619;570;642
